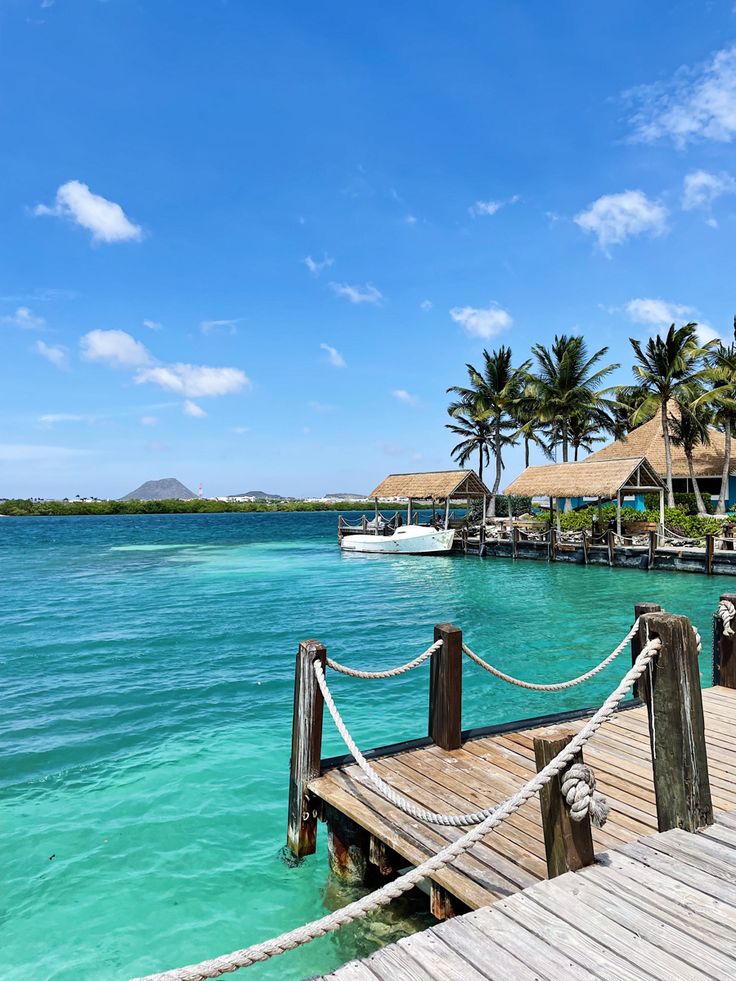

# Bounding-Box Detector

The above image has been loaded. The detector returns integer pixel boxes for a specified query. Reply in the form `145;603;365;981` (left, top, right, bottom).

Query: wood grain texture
287;639;326;857
428;624;462;750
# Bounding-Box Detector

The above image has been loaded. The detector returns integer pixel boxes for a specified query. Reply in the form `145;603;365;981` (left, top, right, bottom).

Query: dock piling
637;611;713;833
287;639;326;857
429;623;463;750
630;602;661;700
714;593;736;689
533;727;594;879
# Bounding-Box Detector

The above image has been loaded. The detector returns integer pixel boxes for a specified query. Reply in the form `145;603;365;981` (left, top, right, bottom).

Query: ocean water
1;511;727;980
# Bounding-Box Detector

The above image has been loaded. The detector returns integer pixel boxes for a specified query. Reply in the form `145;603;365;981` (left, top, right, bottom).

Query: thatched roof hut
586;406;732;478
505;457;664;533
370;470;490;500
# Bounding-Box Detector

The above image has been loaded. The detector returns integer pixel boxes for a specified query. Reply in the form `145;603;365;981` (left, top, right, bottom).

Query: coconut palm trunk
488;422;503;517
686;451;708;515
661;401;675;507
718;422;731;514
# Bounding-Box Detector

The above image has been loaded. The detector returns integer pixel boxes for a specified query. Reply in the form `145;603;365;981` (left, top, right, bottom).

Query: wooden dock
321;810;736;980
309;686;736;914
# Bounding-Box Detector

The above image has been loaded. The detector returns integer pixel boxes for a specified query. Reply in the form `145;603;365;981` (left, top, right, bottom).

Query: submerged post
287;639;327;857
630;602;661;700
533;727;594;878
637;612;713;832
429;624;462;750
714;593;736;689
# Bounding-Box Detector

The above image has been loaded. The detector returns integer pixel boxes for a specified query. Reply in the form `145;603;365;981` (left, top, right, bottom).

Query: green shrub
643;491;713;514
494;494;533;517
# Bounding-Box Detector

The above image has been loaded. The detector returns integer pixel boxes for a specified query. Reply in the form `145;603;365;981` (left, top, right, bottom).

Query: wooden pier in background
286;594;736;978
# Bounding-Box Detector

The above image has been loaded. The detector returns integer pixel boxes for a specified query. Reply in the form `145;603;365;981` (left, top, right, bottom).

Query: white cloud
183;399;207;418
329;282;383;305
38;413;91;426
574;190;668;250
141;416;158;426
232;425;250;434
420;299;432;312
404;214;418;225
303;254;334;276
625;297;718;346
308;400;335;413
34;339;68;369
80;329;151;367
450;303;512;339
628;44;736;146
468;195;520;218
682;169;736;210
135;363;249;397
34;180;142;243
320;342;346;368
392;389;418;405
143;319;162;331
2;306;45;329
200;318;239;335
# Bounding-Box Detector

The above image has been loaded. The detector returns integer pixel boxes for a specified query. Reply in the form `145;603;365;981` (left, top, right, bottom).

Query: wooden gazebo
370;470;492;529
505;456;665;535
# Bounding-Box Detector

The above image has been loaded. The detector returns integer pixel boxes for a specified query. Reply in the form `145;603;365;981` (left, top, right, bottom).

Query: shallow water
1;511;726;979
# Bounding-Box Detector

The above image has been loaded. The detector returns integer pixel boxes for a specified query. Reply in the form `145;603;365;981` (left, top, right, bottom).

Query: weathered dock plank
321;814;736;980
309;688;736;913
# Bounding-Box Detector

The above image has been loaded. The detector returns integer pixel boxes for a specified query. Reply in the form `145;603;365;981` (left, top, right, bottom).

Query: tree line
447;322;736;516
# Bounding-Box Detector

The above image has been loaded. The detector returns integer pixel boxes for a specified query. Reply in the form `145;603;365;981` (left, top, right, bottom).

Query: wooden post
429;624;462;750
512;524;519;559
338;515;343;541
430;882;468;920
325;803;370;884
549;527;557;561
287;639;326;857
361;515;367;532
648;529;656;570
714;593;736;689
607;528;615;567
630;602;661;700
616;491;622;536
706;533;714;575
479;523;486;556
637;612;713;832
533;727;594;879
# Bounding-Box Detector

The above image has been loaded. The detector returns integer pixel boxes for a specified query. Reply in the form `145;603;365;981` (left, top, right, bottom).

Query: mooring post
430;882;468;920
325;803;370;884
287;639;326;858
630;602;661;700
648;529;656;570
637;612;713;832
533;727;594;878
706;533;715;575
429;623;462;750
714;593;736;689
607;528;615;567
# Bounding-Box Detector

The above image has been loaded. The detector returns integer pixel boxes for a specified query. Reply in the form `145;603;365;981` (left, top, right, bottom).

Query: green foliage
495;495;533;517
555;503;721;537
0;498;400;517
643;492;713;514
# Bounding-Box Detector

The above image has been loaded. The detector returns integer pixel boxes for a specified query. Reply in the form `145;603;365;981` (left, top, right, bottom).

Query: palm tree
569;410;607;461
446;409;492;484
669;401;712;515
629;323;710;507
514;381;553;468
529;335;619;463
698;330;736;513
447;346;530;516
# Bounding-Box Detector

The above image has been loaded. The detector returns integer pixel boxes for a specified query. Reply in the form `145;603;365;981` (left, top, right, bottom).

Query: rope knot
719;599;735;638
560;762;609;828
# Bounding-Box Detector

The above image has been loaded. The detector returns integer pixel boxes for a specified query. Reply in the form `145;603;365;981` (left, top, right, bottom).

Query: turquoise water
1;512;726;980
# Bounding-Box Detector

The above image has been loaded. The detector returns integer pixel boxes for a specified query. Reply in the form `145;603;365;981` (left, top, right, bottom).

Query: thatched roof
370;470;491;499
504;457;663;499
586;407;732;477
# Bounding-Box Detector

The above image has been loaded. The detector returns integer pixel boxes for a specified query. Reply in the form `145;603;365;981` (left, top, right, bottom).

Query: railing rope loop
326;639;442;679
719;599;736;638
560;762;609;827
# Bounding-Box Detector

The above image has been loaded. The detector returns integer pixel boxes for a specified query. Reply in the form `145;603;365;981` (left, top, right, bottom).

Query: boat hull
340;527;455;555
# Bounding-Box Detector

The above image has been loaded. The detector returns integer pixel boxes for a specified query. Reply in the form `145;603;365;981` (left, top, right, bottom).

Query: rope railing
462;620;701;691
326;638;442;679
719;598;735;637
130;636;662;981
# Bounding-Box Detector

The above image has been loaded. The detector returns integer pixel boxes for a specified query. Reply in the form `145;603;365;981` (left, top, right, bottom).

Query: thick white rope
462;620;640;691
560;763;609;828
326;639;442;680
316;659;496;826
464;620;701;690
719;599;735;638
130;638;661;981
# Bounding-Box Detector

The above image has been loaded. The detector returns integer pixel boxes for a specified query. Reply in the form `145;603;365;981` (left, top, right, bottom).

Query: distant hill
121;478;197;501
325;492;368;500
230;490;284;500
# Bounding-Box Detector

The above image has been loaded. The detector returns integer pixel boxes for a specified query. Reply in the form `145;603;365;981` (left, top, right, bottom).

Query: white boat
340;524;455;555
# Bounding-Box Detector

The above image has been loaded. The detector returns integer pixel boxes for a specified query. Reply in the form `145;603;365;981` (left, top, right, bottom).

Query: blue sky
3;1;736;498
